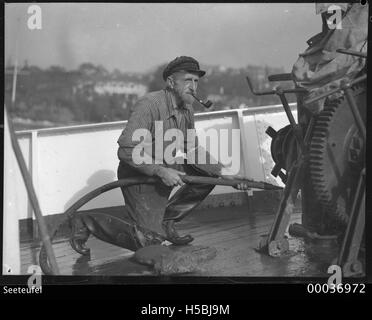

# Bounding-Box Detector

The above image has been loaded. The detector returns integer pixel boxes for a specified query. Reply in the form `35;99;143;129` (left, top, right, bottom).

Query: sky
5;3;321;73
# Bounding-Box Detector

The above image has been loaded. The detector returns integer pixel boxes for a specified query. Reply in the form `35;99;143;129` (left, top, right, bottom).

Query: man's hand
220;174;251;190
156;167;185;187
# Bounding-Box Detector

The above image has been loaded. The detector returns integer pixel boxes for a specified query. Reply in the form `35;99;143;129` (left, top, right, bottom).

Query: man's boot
70;211;166;255
162;220;194;245
162;178;214;246
70;217;91;255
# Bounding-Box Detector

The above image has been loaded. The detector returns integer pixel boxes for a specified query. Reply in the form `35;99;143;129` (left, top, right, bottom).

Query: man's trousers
117;161;217;235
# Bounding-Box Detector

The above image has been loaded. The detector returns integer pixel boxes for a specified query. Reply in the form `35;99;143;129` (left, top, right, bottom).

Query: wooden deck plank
19;206;332;277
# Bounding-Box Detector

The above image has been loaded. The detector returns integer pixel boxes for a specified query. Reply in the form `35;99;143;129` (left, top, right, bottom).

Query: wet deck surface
20;205;340;277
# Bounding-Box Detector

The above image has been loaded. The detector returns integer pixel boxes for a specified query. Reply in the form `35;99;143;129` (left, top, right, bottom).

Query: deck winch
247;49;366;277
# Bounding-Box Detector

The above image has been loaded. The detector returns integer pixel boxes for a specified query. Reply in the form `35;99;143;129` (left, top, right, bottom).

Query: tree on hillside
48;65;66;73
78;63;108;79
147;63;168;92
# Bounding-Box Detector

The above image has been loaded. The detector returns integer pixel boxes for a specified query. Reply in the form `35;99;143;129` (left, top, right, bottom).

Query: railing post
31;131;40;240
236;110;253;197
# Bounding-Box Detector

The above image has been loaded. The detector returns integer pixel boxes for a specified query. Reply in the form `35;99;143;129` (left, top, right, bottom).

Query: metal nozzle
190;93;213;108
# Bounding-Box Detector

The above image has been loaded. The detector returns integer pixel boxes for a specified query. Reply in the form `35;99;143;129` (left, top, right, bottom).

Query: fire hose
39;175;282;274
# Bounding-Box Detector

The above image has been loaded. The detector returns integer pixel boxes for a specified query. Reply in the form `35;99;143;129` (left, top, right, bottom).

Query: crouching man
117;56;249;247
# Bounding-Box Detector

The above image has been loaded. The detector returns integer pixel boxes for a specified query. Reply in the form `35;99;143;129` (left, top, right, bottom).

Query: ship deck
20;205;338;278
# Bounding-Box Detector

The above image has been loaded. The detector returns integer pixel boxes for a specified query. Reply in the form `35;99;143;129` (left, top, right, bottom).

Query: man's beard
180;91;195;106
174;89;194;107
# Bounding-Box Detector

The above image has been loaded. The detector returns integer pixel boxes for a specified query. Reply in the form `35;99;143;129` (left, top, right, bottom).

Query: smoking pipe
190;93;213;108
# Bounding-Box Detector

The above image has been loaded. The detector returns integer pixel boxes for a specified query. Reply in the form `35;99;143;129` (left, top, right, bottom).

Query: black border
1;1;371;302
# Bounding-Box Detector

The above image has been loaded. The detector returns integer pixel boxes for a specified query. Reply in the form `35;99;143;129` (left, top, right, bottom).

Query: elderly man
117;56;247;247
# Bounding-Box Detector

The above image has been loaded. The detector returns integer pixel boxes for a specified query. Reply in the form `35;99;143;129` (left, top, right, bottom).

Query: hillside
5;62;296;130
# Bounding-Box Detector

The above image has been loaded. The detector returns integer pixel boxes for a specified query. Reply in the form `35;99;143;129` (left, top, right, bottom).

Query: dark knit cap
162;56;206;81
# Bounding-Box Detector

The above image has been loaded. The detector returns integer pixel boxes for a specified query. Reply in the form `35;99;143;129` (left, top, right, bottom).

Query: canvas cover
292;3;368;113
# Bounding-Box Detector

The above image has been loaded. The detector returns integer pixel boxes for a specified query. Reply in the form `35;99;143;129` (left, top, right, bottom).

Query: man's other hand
220;174;251;191
156;167;185;187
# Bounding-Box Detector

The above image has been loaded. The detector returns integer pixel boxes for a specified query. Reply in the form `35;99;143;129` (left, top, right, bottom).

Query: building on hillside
94;81;147;97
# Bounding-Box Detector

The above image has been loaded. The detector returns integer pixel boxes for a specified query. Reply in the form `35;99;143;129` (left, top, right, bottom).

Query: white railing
6;103;297;221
